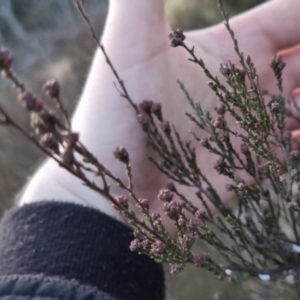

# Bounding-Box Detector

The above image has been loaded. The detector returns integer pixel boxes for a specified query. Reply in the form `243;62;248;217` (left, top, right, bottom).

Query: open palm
21;0;300;229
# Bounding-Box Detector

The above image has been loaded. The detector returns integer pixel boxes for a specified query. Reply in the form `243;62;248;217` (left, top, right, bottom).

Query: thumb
292;129;300;148
102;0;170;68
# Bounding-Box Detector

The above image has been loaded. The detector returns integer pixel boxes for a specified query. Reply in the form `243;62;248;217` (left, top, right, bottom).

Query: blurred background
0;0;273;299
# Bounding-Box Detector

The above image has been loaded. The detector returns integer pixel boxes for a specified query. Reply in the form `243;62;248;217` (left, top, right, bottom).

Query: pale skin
20;0;300;234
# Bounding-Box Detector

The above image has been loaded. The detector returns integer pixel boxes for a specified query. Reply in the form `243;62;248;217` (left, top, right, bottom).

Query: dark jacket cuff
0;274;118;300
0;201;165;300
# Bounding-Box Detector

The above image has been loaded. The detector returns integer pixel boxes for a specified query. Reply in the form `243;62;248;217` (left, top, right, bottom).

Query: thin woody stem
74;0;139;114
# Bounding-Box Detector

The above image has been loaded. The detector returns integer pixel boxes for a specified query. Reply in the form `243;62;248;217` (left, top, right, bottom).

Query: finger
228;0;300;53
279;45;300;93
285;91;300;132
291;129;300;150
203;0;300;56
257;47;300;101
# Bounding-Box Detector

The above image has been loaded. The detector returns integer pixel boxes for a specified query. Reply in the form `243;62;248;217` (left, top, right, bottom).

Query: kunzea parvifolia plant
0;0;300;293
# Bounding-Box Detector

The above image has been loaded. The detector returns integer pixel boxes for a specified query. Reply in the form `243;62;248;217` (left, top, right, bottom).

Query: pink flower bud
168;29;186;47
34;98;44;112
115;195;129;209
238;182;246;190
113;146;129;164
43;79;60;98
158;189;174;202
130;239;142;251
0;47;13;69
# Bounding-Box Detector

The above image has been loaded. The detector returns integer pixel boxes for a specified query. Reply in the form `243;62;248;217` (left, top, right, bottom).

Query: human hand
20;0;300;233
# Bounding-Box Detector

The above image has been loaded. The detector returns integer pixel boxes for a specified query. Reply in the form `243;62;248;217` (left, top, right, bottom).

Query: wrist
19;158;125;224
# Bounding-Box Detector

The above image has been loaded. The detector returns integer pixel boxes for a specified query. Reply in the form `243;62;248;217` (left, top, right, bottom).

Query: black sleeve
0;201;165;300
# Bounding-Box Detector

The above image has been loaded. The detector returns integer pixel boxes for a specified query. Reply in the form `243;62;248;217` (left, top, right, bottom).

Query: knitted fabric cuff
0;201;165;300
